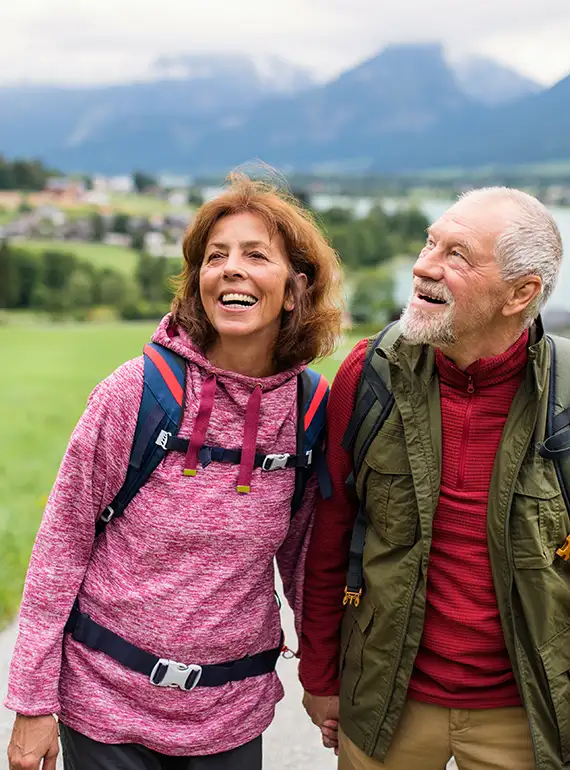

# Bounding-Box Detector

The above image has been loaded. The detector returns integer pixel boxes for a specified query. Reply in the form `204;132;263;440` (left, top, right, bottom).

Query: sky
1;0;570;87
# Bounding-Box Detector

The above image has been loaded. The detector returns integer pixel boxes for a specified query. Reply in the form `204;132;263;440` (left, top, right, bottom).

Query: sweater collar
435;329;529;391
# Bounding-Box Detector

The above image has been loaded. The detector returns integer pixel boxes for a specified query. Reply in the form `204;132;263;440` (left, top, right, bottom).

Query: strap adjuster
100;505;115;523
150;659;202;691
262;453;290;471
155;430;172;450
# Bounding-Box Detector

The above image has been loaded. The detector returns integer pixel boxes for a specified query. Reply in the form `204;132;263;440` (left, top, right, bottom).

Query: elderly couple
6;175;570;770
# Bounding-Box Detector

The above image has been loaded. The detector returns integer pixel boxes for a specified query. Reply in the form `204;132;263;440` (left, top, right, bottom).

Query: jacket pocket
538;625;570;763
339;601;375;705
364;438;418;547
511;463;565;569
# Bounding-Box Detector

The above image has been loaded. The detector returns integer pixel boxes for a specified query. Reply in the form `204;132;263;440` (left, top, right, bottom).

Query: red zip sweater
300;331;528;708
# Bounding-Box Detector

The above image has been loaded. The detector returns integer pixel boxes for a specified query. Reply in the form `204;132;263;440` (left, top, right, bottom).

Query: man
300;187;569;769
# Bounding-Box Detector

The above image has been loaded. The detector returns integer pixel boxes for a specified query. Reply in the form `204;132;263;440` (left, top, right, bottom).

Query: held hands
7;714;59;770
302;691;340;754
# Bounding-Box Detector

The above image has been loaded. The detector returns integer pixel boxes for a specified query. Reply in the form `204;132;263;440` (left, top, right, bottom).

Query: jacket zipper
457;375;475;488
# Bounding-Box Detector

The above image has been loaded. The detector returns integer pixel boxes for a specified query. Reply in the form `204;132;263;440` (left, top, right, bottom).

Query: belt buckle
150;659;202;691
262;453;290;471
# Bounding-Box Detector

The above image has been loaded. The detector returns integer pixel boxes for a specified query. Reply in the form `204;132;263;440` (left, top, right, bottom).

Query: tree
350;267;396;326
389;207;429;242
89;212;106;242
187;189;204;207
133;171;157;193
112;212;131;234
0;241;19;308
42;250;78;292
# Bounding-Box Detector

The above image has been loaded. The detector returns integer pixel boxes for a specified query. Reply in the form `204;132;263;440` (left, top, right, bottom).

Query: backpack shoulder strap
290;368;330;516
342;321;400;479
96;342;186;534
538;335;570;513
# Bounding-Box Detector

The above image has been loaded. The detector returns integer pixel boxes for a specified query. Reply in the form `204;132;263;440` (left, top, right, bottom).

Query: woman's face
200;212;294;347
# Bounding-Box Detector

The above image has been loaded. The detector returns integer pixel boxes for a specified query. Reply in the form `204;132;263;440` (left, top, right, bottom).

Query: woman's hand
7;714;59;770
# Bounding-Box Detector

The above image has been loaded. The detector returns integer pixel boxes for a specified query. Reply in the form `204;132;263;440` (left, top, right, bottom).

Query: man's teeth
419;293;446;305
220;293;258;306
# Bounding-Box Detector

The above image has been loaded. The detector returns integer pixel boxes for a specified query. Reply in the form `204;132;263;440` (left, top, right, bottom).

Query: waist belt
65;603;282;692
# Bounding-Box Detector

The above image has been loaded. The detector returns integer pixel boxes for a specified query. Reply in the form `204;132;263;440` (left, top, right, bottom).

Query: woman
6;174;343;770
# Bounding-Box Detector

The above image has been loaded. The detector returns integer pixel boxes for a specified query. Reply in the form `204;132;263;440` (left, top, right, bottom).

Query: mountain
151;54;314;94
1;44;569;175
0;54;314;166
451;56;542;106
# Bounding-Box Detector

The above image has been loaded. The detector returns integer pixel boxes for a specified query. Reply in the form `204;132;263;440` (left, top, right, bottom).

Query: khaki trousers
338;700;535;770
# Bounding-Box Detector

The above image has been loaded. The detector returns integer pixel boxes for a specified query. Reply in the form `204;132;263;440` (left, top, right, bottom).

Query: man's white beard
400;298;457;347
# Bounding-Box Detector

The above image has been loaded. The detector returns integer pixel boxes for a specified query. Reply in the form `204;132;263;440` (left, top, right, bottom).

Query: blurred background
1;1;570;765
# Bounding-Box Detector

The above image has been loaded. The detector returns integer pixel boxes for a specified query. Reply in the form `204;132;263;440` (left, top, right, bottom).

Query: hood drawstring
183;374;217;476
237;384;262;494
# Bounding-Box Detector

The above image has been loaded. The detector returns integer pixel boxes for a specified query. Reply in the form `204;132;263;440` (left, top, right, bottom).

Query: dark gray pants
59;723;263;770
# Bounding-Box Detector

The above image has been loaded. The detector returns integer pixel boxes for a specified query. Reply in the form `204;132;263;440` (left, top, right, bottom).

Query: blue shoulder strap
96;343;186;534
290;368;331;516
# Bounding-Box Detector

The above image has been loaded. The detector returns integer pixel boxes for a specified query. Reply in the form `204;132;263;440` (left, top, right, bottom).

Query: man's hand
302;692;340;752
7;714;59;770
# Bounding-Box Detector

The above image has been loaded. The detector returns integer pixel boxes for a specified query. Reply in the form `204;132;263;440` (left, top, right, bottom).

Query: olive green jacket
340;323;570;769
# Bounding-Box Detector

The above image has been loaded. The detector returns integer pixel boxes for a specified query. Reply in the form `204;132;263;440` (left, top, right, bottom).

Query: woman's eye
451;250;465;259
426;238;435;248
208;252;224;262
249;251;267;260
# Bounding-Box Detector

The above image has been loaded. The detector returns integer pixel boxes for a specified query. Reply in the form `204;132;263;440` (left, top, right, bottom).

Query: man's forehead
430;200;513;241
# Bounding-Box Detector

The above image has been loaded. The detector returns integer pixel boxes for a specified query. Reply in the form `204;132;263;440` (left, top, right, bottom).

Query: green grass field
0;321;357;626
20;239;141;275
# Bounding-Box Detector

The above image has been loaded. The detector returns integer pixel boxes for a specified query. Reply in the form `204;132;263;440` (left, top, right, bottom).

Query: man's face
400;199;515;347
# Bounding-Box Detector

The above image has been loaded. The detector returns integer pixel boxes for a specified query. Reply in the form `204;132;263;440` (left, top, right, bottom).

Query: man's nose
413;248;444;282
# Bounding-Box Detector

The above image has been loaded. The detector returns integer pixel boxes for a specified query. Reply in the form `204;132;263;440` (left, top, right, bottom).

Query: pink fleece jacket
5;315;317;755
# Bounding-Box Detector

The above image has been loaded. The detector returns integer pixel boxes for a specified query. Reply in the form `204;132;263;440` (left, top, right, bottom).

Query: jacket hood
152;313;305;392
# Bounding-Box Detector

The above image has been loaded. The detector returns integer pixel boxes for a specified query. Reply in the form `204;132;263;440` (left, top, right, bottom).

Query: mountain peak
450;56;542;105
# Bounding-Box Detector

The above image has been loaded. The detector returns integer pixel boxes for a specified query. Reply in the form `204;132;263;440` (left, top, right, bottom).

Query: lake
311;194;570;313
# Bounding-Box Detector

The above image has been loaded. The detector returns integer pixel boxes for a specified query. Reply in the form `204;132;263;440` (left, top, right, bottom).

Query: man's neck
437;325;527;371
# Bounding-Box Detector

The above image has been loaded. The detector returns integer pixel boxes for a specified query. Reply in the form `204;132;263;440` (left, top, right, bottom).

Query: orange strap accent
144;344;184;406
556;535;570;561
304;375;328;431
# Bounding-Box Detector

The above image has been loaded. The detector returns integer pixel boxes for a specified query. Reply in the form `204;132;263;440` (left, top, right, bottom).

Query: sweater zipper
457;375;475;489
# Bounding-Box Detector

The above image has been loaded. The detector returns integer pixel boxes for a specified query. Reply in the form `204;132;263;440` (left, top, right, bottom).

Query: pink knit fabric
5;315;316;756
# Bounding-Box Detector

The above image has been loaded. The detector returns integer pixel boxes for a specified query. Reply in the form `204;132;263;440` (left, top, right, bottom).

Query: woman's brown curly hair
171;172;344;370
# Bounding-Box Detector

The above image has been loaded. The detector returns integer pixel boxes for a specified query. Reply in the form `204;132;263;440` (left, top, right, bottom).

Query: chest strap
157;431;313;471
65;602;282;692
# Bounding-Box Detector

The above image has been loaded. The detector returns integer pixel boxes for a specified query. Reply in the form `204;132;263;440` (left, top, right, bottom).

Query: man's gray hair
458;187;563;325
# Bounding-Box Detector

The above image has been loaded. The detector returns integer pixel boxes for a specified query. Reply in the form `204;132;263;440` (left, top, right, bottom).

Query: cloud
1;0;569;86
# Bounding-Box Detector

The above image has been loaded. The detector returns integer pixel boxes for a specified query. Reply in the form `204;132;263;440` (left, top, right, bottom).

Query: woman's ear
284;273;308;312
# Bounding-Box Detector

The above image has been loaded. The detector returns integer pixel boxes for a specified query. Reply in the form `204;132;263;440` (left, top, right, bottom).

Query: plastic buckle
150;659;202;691
262;453;290;471
155;430;171;450
100;505;115;523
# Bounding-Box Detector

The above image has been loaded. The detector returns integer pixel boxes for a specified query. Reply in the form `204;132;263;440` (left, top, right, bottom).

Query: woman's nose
222;252;246;279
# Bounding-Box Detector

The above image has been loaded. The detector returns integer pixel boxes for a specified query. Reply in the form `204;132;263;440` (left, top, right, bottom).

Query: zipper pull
467;376;474;394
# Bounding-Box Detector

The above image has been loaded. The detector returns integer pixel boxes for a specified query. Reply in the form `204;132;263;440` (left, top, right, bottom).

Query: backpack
341;323;570;607
96;341;332;536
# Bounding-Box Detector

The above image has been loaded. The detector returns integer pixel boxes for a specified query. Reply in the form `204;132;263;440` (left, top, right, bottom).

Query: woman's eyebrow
206;240;269;250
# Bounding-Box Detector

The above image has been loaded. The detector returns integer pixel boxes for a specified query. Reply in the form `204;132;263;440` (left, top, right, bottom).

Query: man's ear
502;275;542;318
284;273;308;312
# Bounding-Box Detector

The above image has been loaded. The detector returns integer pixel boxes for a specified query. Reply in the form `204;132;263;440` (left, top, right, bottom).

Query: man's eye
426;238;435;248
451;250;465;259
